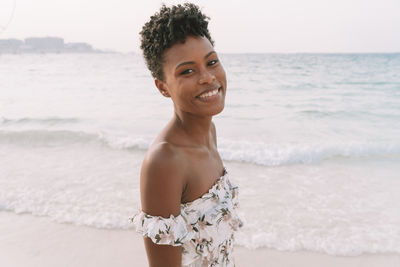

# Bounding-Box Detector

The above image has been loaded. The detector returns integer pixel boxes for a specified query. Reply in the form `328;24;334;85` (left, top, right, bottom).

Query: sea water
1;53;400;256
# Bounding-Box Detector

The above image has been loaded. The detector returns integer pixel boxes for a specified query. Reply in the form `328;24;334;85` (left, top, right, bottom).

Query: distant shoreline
0;36;111;54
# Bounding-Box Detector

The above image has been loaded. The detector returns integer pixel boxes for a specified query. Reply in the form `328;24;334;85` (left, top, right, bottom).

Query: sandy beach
2;53;400;265
1;211;399;267
2;0;400;265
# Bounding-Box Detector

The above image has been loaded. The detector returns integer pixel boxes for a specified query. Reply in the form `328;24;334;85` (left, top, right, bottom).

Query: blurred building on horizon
0;37;103;53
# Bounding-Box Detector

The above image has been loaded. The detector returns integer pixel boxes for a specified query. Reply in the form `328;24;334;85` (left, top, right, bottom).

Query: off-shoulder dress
129;166;243;267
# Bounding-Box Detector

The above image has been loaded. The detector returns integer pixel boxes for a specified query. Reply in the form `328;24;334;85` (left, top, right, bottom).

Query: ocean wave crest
0;116;80;125
218;139;400;166
1;129;399;165
0;129;150;150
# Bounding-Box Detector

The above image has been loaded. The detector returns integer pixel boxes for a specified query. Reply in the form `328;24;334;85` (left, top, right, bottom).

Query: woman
130;3;243;267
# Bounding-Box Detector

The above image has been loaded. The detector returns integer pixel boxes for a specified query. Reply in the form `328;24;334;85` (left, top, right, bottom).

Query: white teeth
199;89;219;98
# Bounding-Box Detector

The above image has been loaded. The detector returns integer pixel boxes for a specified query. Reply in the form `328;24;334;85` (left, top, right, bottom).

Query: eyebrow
175;51;216;70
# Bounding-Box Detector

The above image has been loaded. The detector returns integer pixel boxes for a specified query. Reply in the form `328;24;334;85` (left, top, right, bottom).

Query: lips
196;86;221;98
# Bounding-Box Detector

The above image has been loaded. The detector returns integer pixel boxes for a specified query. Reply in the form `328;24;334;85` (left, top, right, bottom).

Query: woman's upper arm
139;143;185;267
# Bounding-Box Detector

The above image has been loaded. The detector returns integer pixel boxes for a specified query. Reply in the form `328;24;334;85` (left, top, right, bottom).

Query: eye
208;59;219;66
180;69;193;75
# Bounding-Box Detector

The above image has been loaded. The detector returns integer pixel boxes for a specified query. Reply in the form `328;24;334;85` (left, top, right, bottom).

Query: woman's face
155;36;227;117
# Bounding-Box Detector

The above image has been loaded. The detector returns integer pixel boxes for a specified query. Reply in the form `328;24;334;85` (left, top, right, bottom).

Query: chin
207;103;225;116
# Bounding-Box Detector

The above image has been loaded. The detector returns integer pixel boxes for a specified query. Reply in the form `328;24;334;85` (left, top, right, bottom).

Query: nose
198;68;216;84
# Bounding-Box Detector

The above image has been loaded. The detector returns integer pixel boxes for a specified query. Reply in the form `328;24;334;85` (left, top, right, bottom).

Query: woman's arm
140;142;186;267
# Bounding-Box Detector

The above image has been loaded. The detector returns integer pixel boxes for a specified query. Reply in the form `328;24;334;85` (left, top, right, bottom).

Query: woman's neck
172;111;213;148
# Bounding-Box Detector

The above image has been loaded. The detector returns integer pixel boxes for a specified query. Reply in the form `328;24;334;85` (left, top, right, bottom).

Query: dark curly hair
140;3;214;81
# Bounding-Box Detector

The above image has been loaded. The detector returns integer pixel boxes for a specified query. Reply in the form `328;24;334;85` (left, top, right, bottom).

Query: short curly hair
140;3;214;81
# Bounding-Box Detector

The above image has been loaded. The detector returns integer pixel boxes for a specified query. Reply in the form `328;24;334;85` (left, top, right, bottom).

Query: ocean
1;53;399;256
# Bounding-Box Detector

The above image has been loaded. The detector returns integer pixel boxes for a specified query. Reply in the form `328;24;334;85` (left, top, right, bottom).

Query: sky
0;0;399;53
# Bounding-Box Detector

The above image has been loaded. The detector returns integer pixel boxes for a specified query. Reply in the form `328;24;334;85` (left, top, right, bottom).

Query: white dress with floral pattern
130;167;243;267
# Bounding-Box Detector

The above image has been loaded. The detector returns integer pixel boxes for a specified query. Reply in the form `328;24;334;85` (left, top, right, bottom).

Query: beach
1;53;400;265
1;211;399;267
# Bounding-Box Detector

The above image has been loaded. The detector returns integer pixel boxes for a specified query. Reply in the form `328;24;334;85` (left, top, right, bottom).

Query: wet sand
1;211;399;267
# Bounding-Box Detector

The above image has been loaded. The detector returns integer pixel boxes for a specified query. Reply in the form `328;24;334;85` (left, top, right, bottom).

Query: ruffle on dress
130;211;196;246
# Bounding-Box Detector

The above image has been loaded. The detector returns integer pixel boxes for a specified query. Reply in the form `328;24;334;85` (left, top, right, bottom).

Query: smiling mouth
196;87;222;99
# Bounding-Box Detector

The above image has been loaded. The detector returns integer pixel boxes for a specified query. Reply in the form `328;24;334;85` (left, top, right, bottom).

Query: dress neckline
181;166;228;207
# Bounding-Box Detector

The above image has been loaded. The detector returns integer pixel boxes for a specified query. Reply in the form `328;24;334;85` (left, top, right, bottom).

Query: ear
154;79;170;98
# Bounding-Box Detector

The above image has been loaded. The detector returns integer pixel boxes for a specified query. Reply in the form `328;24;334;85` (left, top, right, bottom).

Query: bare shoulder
140;141;186;217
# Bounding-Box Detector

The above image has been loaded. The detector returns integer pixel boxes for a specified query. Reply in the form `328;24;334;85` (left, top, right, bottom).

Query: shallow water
1;53;399;255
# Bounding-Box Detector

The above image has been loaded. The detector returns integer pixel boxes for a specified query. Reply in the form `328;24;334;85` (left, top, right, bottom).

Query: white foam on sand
1;211;399;267
1;144;400;256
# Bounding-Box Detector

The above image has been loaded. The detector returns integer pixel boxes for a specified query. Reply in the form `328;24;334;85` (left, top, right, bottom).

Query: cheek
175;80;196;101
216;66;227;84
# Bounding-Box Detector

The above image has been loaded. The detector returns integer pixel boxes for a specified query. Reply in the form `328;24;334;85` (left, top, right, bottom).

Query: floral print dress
130;167;243;267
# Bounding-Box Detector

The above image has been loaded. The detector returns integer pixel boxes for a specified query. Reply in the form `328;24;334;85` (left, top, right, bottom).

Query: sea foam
1;128;399;166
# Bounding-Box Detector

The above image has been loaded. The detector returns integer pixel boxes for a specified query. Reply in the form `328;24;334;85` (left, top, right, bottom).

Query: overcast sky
1;0;399;53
